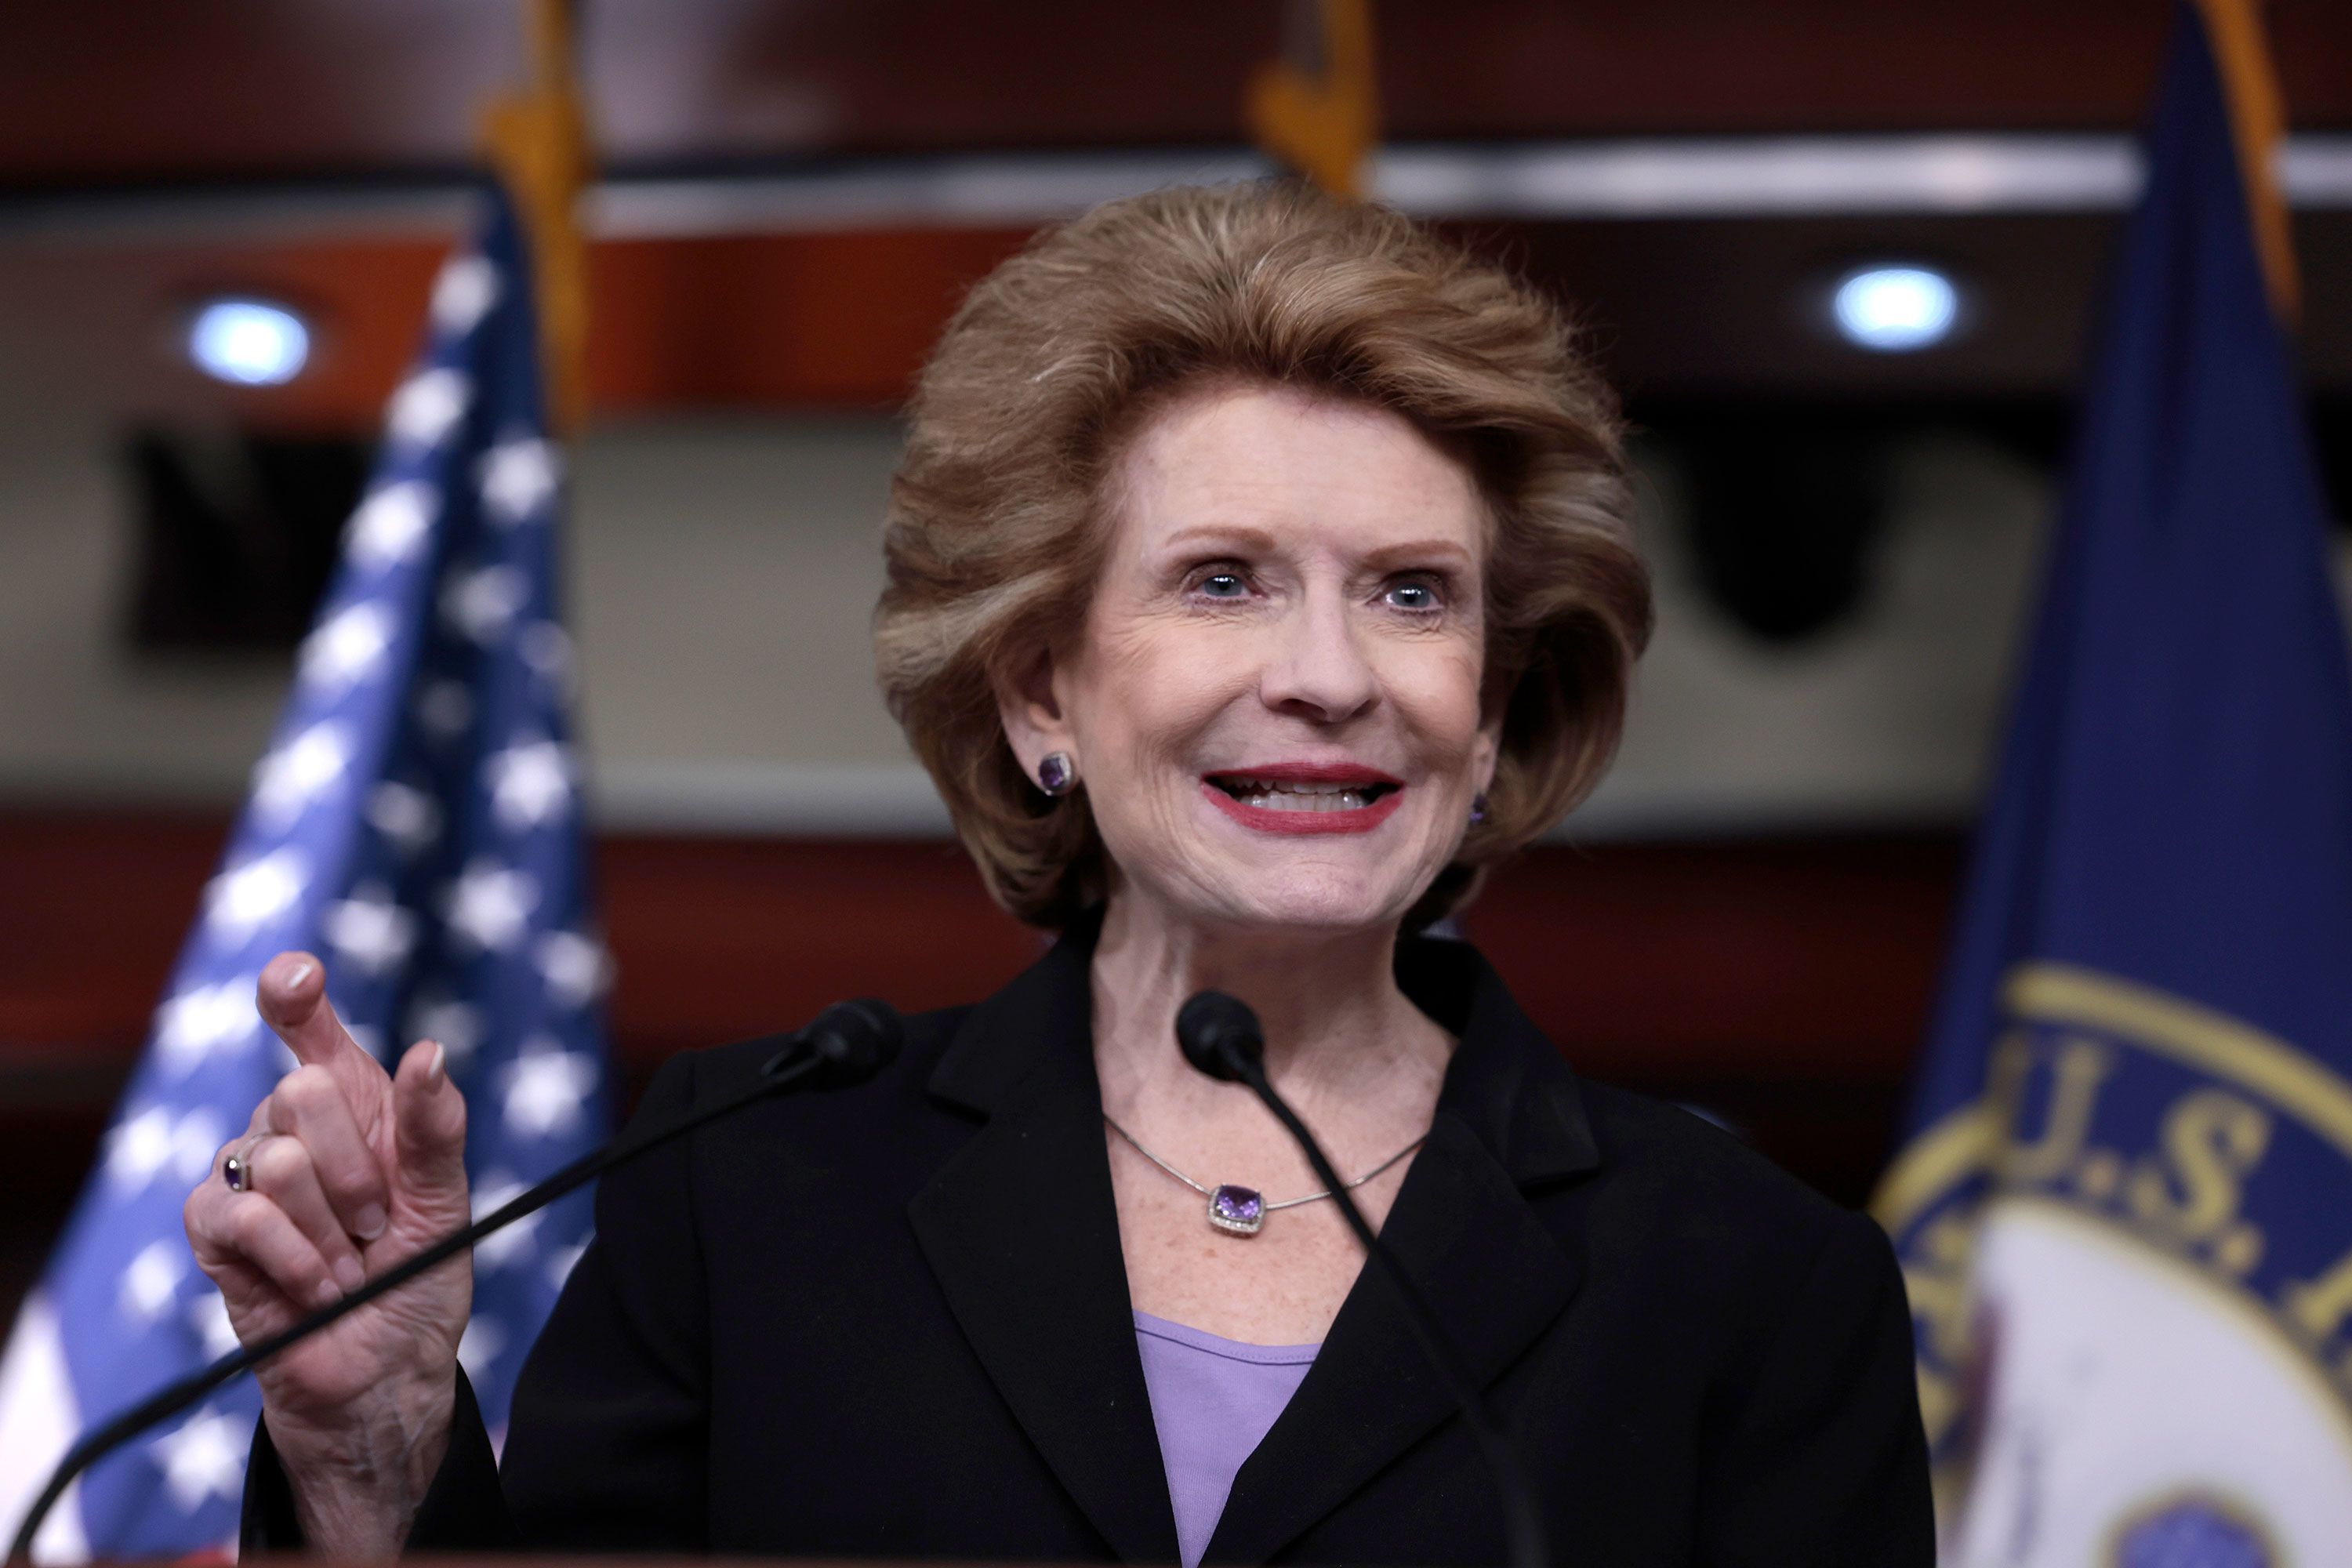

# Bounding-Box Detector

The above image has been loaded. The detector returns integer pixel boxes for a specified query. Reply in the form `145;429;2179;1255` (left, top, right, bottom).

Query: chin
1102;791;1457;937
1192;851;1428;935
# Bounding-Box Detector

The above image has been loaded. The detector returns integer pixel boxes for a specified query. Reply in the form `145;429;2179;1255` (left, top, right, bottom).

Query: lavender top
1131;1311;1320;1568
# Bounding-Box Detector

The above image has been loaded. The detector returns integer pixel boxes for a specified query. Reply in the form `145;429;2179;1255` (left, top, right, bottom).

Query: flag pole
1247;0;1378;199
2190;0;2299;319
480;0;593;434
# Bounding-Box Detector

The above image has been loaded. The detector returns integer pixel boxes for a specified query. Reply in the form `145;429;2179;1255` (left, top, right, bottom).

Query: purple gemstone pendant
1207;1184;1265;1236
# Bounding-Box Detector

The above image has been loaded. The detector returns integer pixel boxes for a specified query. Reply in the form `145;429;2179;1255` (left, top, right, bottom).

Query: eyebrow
1159;524;1281;554
1363;539;1477;572
1159;525;1478;572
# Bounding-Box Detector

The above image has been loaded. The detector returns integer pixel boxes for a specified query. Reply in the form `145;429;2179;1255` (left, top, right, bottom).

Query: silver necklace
1103;1113;1426;1236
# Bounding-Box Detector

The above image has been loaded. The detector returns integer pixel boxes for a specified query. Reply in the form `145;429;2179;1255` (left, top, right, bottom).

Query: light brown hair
876;180;1651;928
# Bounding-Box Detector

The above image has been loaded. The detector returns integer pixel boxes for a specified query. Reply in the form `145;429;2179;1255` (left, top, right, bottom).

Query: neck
1088;892;1452;1122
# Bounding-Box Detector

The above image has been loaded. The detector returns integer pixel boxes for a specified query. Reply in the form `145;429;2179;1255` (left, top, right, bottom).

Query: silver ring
222;1138;264;1193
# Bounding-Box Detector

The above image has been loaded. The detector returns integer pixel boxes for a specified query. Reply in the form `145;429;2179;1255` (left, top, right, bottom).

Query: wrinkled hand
183;951;471;1551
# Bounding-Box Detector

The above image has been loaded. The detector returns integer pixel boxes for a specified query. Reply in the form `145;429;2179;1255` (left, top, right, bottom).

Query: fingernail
286;960;312;989
425;1043;445;1086
354;1203;387;1240
334;1256;365;1293
314;1278;344;1309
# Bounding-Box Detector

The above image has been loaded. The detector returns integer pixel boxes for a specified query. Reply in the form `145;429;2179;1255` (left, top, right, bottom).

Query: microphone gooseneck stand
1175;989;1551;1568
5;999;904;1566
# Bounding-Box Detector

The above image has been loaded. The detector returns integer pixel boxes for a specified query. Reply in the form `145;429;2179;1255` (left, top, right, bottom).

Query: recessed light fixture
1830;265;1960;353
187;297;312;386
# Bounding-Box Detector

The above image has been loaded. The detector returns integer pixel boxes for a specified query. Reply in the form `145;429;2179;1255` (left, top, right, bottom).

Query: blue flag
1875;5;2352;1560
0;187;612;1560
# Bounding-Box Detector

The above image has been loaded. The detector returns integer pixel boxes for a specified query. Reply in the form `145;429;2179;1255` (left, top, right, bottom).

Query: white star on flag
456;1316;506;1381
485;739;574;832
499;1038;601;1138
481;435;560;524
387;367;471;450
323;883;418;975
430;254;501;336
365;779;443;855
535;929;610;1008
151;1406;247;1512
298;601;394;691
118;1240;187;1323
470;1175;540;1270
153;976;261;1076
517;620;576;696
104;1106;226;1191
546;1240;590;1291
347;480;438;568
102;1109;176;1189
187;1288;240;1360
445;862;539;953
407;993;485;1069
442;563;528;644
202;847;310;942
250;724;351;826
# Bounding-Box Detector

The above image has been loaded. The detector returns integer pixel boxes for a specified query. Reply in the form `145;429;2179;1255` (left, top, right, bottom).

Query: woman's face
1004;383;1501;935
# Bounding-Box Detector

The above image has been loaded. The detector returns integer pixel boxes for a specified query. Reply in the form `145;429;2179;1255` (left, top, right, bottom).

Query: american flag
0;187;612;1560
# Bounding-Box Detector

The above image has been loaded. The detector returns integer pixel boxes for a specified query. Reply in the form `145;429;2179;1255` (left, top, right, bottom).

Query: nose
1259;586;1379;723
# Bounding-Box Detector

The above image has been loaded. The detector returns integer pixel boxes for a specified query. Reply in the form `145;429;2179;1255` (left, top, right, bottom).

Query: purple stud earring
1037;753;1074;797
1469;792;1488;826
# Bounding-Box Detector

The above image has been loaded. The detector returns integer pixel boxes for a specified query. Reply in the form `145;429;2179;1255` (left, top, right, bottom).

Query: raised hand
183;950;472;1552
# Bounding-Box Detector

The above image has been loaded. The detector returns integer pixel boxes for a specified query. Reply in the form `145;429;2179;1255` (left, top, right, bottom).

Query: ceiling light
187;298;312;386
1830;265;1959;353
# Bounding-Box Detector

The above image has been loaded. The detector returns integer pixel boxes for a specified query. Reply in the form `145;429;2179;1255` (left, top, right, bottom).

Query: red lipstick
1199;763;1406;837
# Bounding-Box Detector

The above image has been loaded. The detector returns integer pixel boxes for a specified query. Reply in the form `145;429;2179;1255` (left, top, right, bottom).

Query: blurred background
3;0;2350;1341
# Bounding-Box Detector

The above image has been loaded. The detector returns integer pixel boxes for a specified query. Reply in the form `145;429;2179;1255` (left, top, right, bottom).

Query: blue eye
1198;572;1247;598
1385;579;1442;612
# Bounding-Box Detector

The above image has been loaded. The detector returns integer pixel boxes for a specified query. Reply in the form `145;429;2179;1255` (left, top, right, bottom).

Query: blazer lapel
1203;938;1602;1566
907;925;1181;1566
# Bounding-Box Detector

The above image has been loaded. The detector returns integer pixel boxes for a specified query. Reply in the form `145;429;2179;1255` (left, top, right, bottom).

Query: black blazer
248;916;1933;1565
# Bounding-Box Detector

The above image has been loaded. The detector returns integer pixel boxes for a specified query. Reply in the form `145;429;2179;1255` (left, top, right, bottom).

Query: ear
1472;668;1511;799
993;644;1078;784
1471;708;1504;800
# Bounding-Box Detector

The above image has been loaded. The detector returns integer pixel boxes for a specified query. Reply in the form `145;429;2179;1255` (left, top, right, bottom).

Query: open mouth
1199;769;1406;836
1203;774;1400;814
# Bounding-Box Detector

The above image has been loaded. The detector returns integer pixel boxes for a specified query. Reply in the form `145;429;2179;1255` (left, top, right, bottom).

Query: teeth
1237;789;1369;812
1214;776;1385;811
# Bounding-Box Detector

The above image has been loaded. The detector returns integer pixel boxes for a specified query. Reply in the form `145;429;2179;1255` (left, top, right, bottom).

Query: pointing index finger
256;951;378;1081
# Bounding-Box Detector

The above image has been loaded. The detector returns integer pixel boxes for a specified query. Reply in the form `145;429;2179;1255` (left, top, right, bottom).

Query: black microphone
5;999;904;1565
1175;990;1548;1568
785;996;902;1087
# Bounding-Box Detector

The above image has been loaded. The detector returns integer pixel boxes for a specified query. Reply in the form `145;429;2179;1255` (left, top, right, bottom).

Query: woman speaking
183;183;1933;1565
